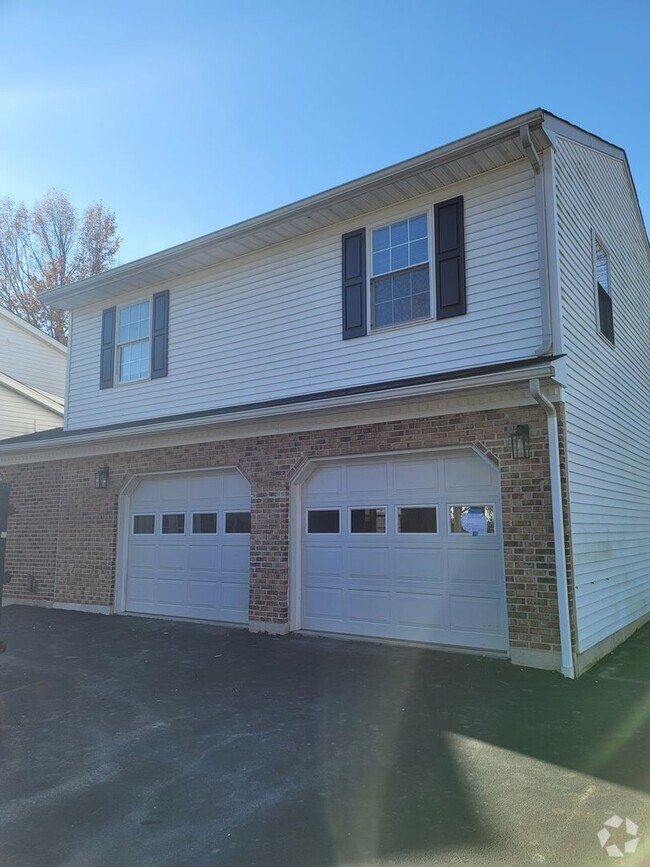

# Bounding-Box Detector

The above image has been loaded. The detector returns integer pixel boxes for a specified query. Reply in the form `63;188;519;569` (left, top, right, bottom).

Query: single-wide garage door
301;450;508;651
126;469;251;623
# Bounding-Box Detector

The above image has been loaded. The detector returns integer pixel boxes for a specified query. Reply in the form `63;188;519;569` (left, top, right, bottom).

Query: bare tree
0;189;121;344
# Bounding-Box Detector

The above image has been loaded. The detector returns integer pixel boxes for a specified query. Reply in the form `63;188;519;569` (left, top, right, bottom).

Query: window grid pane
133;514;155;534
372;214;429;277
307;509;340;534
119;339;150;382
372;265;430;329
595;241;609;293
119;301;150;344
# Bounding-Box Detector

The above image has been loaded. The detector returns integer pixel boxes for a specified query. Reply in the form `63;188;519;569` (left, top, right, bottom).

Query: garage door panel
126;470;250;624
392;459;439;494
304;587;343;621
392;546;445;581
447;548;501;587
450;595;503;634
346;463;388;496
444;456;495;491
304;546;344;577
305;466;343;496
221;544;250;574
348;590;391;625
395;592;446;629
347;546;390;579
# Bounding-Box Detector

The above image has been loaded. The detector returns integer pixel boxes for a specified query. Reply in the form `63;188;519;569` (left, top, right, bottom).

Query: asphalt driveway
0;606;648;867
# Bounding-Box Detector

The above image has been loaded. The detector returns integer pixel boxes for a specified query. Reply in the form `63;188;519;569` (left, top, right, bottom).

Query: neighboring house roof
0;371;64;416
40;107;647;313
0;306;67;356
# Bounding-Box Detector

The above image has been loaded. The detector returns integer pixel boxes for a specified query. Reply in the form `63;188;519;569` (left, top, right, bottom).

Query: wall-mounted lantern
94;466;110;489
511;425;530;459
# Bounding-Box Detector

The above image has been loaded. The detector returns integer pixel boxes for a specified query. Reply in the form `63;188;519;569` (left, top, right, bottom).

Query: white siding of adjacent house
554;134;650;653
0;315;67;398
0;386;63;440
65;160;544;430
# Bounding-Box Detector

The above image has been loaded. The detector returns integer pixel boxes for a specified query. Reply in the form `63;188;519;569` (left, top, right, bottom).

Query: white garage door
125;469;251;623
301;450;508;651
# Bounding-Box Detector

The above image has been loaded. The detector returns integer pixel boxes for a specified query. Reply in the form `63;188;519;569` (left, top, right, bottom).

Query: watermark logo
597;815;640;858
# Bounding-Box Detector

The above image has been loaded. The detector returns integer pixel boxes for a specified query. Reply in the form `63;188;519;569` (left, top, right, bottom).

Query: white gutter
529;377;574;678
519;125;553;357
0;360;557;459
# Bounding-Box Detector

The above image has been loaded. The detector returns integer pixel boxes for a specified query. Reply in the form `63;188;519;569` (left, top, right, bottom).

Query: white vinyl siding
0;385;63;440
65;160;543;430
554;134;650;652
0;316;66;397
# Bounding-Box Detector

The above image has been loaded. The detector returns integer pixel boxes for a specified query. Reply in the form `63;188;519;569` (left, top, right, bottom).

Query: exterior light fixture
511;425;530;459
94;466;110;489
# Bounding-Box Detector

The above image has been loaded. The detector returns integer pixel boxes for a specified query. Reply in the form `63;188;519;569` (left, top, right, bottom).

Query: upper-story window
370;213;431;330
100;290;168;390
594;235;614;345
117;300;151;382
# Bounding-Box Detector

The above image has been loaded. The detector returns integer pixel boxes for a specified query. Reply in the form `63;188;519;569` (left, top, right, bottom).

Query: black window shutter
434;196;466;319
342;228;367;340
99;306;116;390
151;290;170;379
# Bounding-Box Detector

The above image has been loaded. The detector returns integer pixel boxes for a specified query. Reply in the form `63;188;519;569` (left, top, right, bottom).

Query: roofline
42;108;549;308
0;372;65;415
0;306;67;354
0;355;561;458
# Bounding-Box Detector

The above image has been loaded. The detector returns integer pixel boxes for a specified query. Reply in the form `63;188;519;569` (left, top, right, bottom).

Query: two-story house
0;306;65;439
0;109;648;678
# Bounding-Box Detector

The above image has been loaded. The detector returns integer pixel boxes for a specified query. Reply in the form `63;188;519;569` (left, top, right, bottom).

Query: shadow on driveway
0;606;648;866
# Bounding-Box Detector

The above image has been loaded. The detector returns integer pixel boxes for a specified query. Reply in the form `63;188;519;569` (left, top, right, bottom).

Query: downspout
529;378;574;678
519;124;553;357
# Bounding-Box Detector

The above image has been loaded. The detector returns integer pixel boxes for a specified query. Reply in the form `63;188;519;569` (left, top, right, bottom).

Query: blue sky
1;0;648;264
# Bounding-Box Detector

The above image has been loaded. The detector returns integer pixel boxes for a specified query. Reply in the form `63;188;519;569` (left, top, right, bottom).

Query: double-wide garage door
301;450;508;651
125;469;251;623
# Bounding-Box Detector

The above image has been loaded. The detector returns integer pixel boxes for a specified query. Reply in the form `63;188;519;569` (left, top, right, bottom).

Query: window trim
348;505;388;535
366;205;436;333
395;504;439;536
448;503;497;536
591;230;615;348
305;507;342;536
132;513;156;535
115;297;153;385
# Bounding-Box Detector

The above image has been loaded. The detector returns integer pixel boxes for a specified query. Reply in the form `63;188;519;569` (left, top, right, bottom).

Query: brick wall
1;404;571;653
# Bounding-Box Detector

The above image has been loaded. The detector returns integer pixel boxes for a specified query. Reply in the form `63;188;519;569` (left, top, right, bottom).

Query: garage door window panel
396;506;438;534
307;509;341;535
449;505;496;535
133;514;155;535
225;511;251;534
192;512;218;534
350;507;387;534
162;513;186;534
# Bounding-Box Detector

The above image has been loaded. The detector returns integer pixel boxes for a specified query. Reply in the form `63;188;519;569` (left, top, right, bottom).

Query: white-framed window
224;511;251;534
191;512;218;534
306;508;341;535
449;504;496;536
132;514;155;535
161;513;185;535
593;232;614;345
117;299;151;383
370;212;431;330
396;505;438;534
349;507;387;534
